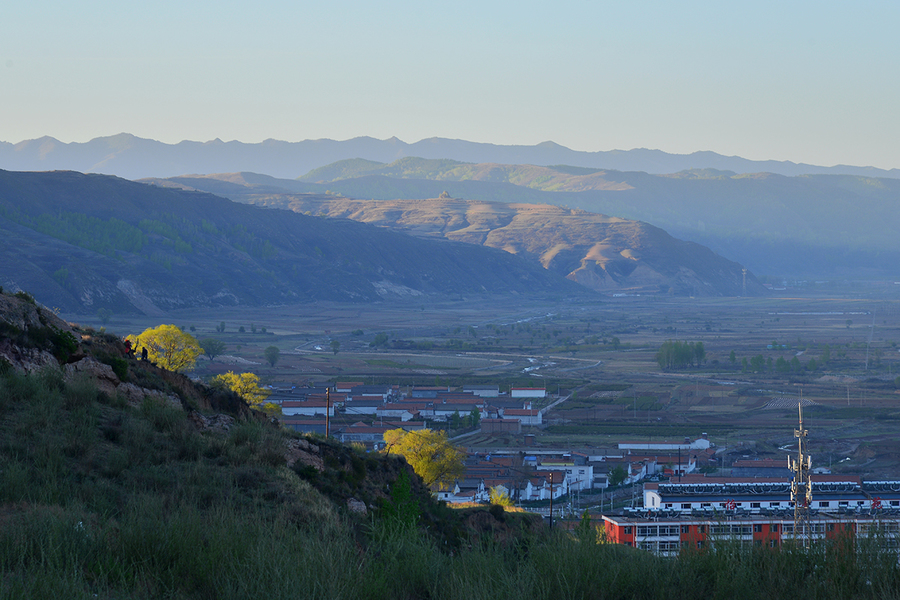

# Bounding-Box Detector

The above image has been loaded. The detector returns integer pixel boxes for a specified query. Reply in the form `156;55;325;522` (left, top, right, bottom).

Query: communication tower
790;400;813;546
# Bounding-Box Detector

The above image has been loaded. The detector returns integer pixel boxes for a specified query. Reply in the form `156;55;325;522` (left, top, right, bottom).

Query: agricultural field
69;287;900;478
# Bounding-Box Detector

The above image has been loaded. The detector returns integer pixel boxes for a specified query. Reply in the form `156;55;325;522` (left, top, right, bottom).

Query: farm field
69;288;900;478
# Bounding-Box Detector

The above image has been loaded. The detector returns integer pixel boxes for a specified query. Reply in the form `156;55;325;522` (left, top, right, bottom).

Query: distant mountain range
143;172;765;298
2;133;898;181
0;169;591;315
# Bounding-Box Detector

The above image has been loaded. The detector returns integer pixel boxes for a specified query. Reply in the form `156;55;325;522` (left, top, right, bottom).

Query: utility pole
325;388;331;438
549;474;554;529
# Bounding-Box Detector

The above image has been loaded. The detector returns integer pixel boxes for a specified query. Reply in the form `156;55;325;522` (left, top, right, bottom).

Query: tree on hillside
97;308;112;325
129;324;201;372
330;340;340;355
264;346;280;367
383;428;465;488
200;338;226;361
489;485;513;506
212;371;270;405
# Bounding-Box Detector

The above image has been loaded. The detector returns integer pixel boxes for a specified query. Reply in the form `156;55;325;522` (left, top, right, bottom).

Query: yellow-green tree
383;428;465;488
212;371;270;405
128;324;201;372
489;485;513;506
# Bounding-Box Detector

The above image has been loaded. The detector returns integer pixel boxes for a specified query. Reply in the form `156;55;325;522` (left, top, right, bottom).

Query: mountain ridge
2;134;898;180
144;173;766;298
0;169;587;314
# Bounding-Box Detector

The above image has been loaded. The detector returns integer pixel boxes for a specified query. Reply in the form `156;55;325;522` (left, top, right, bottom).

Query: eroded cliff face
0;291;251;419
0;292;76;372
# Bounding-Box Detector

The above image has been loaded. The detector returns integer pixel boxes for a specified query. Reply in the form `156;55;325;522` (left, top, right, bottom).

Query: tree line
656;340;705;370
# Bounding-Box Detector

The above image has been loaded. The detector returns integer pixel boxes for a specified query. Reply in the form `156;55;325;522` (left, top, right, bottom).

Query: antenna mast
790;398;812;547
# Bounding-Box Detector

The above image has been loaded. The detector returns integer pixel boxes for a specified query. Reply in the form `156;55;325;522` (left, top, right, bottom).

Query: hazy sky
3;1;898;168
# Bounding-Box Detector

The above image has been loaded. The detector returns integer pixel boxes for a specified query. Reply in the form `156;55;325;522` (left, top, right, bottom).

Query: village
268;379;900;556
269;381;715;505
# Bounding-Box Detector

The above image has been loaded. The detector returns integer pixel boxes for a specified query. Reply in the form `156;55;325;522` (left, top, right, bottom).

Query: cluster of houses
271;382;547;442
267;380;725;509
434;434;716;504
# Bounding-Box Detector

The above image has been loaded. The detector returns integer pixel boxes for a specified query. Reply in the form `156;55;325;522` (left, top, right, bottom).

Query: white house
281;399;334;417
511;387;546;399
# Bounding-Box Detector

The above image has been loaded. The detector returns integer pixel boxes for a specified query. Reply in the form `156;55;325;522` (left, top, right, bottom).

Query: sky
2;1;899;168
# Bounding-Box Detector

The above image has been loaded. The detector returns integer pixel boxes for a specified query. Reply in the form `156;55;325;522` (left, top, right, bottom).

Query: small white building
536;462;594;491
463;385;500;398
281;399;334;417
511;387;546;399
500;408;542;426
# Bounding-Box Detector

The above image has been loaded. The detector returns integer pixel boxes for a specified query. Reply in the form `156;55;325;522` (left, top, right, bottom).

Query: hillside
2;290;897;599
250;195;763;297
0;169;586;314
146;174;765;296
0;290;545;598
295;159;900;279
3;133;899;180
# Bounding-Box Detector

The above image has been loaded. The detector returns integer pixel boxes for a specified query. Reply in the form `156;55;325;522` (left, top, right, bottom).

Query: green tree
330;340;340;355
200;338;226;361
489;485;513;507
729;350;736;365
747;354;764;372
469;408;480;427
371;333;389;347
656;340;705;370
608;466;628;487
264;345;280;367
576;510;596;543
383;428;465;488
450;410;461;429
128;324;201;372
381;470;420;530
775;356;790;373
212;371;270;405
96;308;112;325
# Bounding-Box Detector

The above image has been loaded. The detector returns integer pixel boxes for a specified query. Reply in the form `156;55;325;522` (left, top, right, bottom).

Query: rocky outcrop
0;341;58;372
116;382;182;409
346;498;367;515
64;357;119;395
284;437;324;471
189;412;236;433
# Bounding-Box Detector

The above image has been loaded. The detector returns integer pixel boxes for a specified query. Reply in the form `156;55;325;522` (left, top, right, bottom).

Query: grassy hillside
1;291;899;598
0;169;585;314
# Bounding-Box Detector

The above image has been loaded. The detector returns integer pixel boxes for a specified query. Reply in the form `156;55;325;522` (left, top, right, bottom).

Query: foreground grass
1;366;899;599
